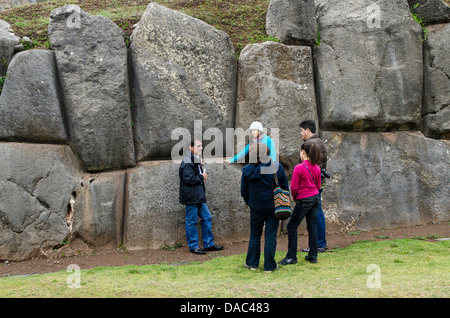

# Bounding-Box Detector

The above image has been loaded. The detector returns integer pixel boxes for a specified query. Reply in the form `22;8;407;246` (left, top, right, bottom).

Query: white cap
249;121;264;132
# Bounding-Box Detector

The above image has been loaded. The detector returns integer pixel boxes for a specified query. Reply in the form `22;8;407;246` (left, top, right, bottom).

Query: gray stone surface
72;171;126;251
48;5;135;172
321;131;450;231
314;0;423;131
423;23;450;139
201;162;250;242
124;160;249;250
129;3;237;161
0;19;19;76
236;41;318;174
0;142;84;261
0;49;67;143
0;0;51;12
266;0;317;45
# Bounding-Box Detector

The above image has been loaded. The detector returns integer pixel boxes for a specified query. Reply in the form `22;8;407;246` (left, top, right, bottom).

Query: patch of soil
1;222;448;277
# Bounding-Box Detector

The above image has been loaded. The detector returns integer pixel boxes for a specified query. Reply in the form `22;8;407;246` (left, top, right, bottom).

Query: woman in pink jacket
278;140;322;265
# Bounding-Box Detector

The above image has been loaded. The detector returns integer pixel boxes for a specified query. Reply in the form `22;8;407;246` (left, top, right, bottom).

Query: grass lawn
1;239;448;298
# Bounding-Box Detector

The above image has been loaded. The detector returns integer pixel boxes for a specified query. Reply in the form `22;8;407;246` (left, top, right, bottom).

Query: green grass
0;0;273;55
1;239;448;298
410;3;429;41
0;73;6;94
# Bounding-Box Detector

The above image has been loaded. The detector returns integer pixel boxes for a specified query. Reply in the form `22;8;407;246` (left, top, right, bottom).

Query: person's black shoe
190;247;206;255
278;257;298;265
305;255;317;263
302;247;328;253
204;245;224;251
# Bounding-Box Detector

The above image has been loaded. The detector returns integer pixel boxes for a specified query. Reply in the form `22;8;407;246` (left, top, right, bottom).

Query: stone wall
0;1;449;260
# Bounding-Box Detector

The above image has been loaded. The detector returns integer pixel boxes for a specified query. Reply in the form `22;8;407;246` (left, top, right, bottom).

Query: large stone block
48;5;135;172
0;143;84;261
423;23;450;139
72;171;126;251
0;49;67;143
124;161;249;250
0;19;19;76
129;3;237;161
321;131;450;231
236;41;318;173
266;0;317;46
314;0;423;131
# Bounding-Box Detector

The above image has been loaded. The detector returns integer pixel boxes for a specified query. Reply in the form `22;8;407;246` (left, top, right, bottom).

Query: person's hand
223;159;231;165
201;172;208;180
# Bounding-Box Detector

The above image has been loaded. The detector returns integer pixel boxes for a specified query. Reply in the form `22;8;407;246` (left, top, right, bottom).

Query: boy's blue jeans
185;203;215;250
317;189;327;249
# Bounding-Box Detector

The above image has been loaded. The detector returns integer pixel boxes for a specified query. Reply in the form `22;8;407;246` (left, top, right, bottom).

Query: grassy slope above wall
0;0;273;55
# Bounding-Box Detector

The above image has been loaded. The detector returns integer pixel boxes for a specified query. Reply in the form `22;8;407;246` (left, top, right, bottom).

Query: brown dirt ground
1;222;448;277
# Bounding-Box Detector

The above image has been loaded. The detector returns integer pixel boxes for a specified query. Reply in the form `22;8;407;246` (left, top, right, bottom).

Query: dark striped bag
272;163;292;220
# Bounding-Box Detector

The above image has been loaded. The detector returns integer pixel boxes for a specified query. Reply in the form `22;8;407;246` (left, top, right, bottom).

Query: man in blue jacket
179;137;224;255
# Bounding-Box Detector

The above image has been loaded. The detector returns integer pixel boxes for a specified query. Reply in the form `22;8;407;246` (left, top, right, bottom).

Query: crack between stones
423;103;450;116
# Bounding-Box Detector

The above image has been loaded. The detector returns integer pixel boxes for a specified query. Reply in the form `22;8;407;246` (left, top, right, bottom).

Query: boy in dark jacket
179;137;224;255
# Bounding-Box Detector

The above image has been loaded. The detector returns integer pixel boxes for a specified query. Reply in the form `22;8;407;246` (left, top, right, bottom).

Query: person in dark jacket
179;137;224;255
241;143;289;272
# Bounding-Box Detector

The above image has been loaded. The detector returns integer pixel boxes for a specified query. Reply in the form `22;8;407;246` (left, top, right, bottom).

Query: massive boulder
321;131;450;231
423;23;450;139
0;19;20;76
124;161;249;250
48;5;135;172
129;3;237;161
314;0;423;131
0;49;67;143
236;41;318;173
0;143;84;261
266;0;317;46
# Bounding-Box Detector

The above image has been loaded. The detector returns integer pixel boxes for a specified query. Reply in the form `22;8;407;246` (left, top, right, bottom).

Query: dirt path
1;222;448;277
